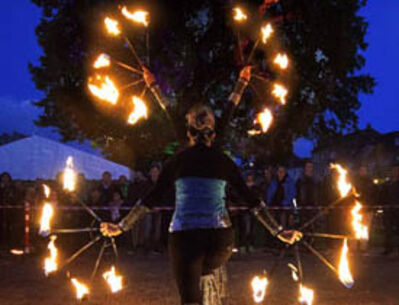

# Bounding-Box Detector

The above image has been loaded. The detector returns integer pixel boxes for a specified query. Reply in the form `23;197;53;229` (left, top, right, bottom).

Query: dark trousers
168;228;234;304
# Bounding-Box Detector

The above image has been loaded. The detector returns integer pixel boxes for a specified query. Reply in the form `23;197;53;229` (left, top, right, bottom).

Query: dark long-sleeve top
140;143;260;231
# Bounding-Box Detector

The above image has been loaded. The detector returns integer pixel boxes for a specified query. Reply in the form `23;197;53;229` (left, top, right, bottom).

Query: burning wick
88;75;120;105
63;156;77;192
272;83;288;105
251;275;268;303
44;235;58;276
261;23;274;44
104;17;121;36
248;108;273;135
39;184;53;236
273;53;289;70
71;278;90;300
351;201;369;240
298;284;314;305
103;266;123;293
233;7;247;22
121;7;149;27
338;238;354;288
330;163;352;198
127;96;148;125
93;54;111;69
10;249;24;255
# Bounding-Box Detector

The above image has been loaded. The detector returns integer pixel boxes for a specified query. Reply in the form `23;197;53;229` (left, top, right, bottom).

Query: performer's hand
100;222;122;237
239;66;252;82
277;230;303;245
143;66;156;87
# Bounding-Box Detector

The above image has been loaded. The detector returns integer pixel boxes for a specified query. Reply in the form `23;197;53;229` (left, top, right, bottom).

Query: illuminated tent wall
0;136;131;180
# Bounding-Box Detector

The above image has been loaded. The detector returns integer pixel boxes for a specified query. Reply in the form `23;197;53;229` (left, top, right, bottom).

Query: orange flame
39;184;53;235
88;75;120;105
330;164;352;198
338;238;354;288
93;54;111;69
103;266;123;293
63;157;77;192
104;17;121;36
251;275;268;303
273;53;289;69
127;96;148;125
351;201;369;240
233;7;247;22
44;236;58;276
71;278;89;300
249;108;273;135
272;83;288;105
298;284;314;305
10;249;24;255
121;7;149;27
261;23;274;44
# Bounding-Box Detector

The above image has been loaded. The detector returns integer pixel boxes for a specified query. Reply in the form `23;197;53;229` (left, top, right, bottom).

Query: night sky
0;1;398;157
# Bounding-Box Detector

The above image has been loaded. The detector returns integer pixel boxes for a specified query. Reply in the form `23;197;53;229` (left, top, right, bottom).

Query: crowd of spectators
0;161;398;256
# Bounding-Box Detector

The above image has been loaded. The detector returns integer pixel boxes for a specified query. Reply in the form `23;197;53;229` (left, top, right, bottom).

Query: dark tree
0;132;26;146
30;0;374;167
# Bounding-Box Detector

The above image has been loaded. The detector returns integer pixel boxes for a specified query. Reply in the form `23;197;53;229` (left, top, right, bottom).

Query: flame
63;157;77;192
93;54;111;69
44;236;58;276
10;249;24;255
39;203;54;235
288;263;299;282
104;17;121;36
71;278;89;300
273;53;289;69
103;266;123;293
261;23;274;44
43;184;50;198
351;201;369;240
88;75;119;105
272;83;288;105
127;96;148;125
338;238;354;288
298;284;314;305
251;275;268;303
257;108;273;133
233;7;247;22
330;164;352;198
121;7;149;27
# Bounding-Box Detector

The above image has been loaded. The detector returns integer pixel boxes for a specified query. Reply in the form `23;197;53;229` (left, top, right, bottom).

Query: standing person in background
117;175;130;201
296;160;319;223
259;166;273;202
381;164;399;256
98;171;117;206
0;172;17;250
267;165;296;229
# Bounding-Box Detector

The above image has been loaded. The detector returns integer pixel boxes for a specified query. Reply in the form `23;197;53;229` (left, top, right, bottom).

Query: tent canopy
0;136;131;180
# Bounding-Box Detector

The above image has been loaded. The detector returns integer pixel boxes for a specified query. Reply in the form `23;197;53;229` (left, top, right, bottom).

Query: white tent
0;136;132;180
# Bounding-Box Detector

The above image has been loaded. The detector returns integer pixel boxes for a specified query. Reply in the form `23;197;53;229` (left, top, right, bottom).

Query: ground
1;247;398;305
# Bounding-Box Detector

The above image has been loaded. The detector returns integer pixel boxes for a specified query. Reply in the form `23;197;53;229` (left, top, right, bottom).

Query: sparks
88;75;120;105
272;83;288;105
298;284;315;305
233;7;247;22
104;17;121;36
261;23;274;44
121;7;149;27
71;278;90;300
44;236;58;276
330;164;352;198
251;275;268;303
93;53;111;69
351;201;369;240
273;53;289;69
103;266;123;293
127;96;148;125
63;156;77;192
338;238;354;288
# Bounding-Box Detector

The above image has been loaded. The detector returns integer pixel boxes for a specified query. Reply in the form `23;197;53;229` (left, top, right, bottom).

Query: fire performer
101;68;302;305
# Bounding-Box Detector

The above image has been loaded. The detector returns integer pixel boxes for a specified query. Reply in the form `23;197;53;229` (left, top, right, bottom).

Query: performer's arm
101;157;177;235
228;161;302;244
